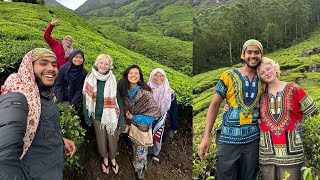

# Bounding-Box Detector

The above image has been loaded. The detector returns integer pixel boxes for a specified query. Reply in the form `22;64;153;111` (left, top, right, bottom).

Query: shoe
101;161;109;175
111;163;119;175
169;130;177;138
137;167;145;179
151;154;160;165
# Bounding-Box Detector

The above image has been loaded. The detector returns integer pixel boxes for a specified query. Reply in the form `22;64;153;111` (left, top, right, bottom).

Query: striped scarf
83;67;119;135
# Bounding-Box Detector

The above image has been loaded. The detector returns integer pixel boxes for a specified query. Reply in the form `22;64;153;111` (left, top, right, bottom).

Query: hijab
147;68;174;115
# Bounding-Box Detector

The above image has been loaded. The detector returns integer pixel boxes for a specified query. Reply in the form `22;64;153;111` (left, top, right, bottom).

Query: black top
0;92;28;180
21;88;64;178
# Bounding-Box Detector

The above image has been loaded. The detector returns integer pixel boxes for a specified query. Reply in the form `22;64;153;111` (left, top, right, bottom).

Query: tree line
193;0;320;75
4;0;44;4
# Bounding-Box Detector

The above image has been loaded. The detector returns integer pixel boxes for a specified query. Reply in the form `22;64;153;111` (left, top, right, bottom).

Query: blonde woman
257;57;317;180
83;54;124;175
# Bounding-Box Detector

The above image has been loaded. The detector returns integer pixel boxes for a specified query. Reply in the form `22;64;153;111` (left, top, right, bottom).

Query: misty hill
193;0;231;6
75;0;191;17
43;0;71;10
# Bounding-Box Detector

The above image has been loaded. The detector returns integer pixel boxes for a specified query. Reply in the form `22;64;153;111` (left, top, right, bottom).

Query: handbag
128;123;153;147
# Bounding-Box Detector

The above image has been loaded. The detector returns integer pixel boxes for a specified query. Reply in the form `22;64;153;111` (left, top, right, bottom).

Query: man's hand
50;19;59;26
63;137;76;158
197;137;210;160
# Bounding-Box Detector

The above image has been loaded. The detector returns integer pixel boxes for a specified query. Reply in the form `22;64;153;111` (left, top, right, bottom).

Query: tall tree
286;0;310;39
261;23;281;50
307;0;320;24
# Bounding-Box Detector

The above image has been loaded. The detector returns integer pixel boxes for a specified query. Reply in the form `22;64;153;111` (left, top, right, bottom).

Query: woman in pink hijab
147;68;179;164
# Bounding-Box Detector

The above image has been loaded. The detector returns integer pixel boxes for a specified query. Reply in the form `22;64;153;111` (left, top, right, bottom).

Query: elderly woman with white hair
82;54;124;175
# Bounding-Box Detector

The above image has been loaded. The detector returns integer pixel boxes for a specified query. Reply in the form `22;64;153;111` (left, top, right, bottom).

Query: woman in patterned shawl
118;65;160;179
257;57;317;180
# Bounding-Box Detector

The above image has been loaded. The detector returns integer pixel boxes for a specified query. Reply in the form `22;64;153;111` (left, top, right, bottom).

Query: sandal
137;166;145;179
169;130;177;138
111;163;119;175
151;154;160;165
101;161;109;174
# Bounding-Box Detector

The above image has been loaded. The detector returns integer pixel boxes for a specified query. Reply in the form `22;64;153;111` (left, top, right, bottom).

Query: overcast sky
56;0;87;10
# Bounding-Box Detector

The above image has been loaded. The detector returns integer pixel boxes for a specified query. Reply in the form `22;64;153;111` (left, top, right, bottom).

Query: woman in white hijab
147;68;179;164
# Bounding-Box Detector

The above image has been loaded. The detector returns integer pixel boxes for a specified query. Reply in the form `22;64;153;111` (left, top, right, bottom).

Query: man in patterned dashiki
257;57;317;180
197;39;265;180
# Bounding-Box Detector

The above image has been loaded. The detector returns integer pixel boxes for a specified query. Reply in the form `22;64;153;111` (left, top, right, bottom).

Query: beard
34;74;54;89
244;58;261;69
246;62;259;69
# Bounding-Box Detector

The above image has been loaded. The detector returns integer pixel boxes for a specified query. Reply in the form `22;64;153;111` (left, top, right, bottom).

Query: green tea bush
192;147;217;180
302;105;320;178
58;103;86;169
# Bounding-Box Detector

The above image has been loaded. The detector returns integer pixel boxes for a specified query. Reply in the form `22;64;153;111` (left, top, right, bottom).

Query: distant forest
193;0;320;74
7;0;44;4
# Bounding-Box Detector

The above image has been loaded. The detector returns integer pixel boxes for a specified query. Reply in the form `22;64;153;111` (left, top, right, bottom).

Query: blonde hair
257;57;281;79
94;54;114;69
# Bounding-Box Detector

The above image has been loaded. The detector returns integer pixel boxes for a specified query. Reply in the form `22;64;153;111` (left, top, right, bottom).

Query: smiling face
258;63;278;83
96;58;110;74
63;37;72;48
243;45;262;69
128;68;140;85
33;56;58;87
153;72;165;85
72;53;83;66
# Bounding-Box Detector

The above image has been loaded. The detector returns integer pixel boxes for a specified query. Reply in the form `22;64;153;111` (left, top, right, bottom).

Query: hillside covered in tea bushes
76;0;193;75
0;1;192;108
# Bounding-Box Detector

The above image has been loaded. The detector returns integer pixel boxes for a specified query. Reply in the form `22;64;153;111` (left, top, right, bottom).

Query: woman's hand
50;19;59;26
126;111;133;120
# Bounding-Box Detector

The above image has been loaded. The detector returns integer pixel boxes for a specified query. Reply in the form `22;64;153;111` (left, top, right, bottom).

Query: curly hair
257;57;281;79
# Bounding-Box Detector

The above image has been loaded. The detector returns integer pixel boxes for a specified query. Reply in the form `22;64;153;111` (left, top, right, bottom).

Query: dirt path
64;121;192;180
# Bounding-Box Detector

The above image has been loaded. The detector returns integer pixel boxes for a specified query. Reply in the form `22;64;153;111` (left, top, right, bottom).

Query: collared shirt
215;68;265;144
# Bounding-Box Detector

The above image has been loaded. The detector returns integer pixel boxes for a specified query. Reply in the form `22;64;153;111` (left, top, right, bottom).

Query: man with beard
1;48;76;179
44;19;74;69
197;40;265;180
